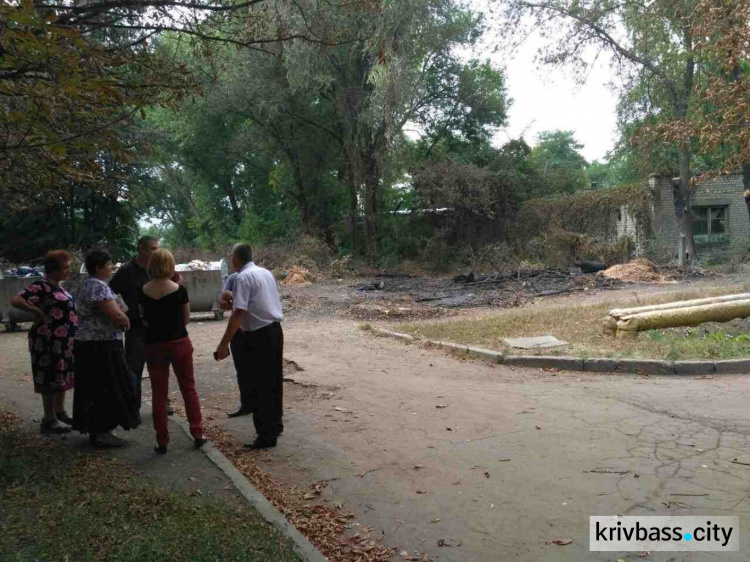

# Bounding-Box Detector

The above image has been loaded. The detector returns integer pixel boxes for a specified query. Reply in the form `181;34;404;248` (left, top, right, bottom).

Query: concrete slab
503;335;568;349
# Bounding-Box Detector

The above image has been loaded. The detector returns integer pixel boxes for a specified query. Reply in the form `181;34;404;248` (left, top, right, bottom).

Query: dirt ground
278;265;719;323
3;273;750;561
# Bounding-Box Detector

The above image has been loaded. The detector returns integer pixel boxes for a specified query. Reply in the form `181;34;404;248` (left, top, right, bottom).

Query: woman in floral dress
10;250;78;434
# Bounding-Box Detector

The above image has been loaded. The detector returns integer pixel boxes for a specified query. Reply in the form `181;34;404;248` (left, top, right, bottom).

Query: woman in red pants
141;249;206;454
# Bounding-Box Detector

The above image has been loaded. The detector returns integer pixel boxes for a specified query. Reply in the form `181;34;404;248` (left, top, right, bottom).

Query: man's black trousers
233;322;284;438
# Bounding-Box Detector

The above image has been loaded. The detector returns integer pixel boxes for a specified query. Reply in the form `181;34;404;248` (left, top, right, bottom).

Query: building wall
648;174;748;263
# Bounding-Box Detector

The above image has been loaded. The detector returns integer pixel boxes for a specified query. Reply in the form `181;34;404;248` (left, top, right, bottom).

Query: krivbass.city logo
590;516;739;552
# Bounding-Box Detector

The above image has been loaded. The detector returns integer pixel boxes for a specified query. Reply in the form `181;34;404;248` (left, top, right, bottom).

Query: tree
650;0;749;173
1;0;381;207
530;130;588;193
503;0;704;265
0;2;197;206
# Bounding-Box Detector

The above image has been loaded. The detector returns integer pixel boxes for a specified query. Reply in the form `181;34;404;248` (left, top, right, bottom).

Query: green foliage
0;3;196;207
530;130;588;193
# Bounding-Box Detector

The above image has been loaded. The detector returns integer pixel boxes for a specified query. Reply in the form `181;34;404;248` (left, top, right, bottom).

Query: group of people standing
11;237;284;452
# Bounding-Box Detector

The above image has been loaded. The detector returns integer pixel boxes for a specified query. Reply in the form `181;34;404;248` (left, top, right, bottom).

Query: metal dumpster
178;270;224;319
2;270;225;331
0;276;41;330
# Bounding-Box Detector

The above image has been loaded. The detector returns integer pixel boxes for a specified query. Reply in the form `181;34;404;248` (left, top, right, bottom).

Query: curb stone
372;328;750;376
171;413;327;562
673;361;716;375
615;359;675;375
714;359;750;374
504;356;584;371
583;358;620;372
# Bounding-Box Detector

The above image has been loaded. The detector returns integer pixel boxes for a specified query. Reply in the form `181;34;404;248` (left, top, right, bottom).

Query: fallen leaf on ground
535;425;542;430
437;539;453;547
547;539;573;546
636;369;649;377
413;465;425;470
484;471;490;478
446;427;453;431
436;404;448;409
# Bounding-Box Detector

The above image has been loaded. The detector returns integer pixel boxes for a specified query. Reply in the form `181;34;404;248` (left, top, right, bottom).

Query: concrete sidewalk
0;369;242;500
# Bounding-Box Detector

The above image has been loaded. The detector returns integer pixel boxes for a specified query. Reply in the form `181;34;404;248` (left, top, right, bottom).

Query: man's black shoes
243;436;277;450
227;406;254;418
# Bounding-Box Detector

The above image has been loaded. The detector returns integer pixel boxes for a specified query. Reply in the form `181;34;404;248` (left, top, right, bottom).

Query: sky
471;5;622;163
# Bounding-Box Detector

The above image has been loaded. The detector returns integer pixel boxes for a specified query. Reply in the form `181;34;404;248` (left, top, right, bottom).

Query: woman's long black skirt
73;340;140;434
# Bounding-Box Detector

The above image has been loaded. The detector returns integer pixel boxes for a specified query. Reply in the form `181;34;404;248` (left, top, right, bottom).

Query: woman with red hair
10;250;78;434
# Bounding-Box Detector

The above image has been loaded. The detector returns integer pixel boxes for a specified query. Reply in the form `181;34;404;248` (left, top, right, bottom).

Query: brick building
619;172;750;264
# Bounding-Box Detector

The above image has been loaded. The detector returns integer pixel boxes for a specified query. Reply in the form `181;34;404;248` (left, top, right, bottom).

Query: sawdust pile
598;259;673;283
284;266;313;287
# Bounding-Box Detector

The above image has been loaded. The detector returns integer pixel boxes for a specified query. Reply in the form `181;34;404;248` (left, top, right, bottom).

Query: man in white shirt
215;244;284;449
218;272;255;418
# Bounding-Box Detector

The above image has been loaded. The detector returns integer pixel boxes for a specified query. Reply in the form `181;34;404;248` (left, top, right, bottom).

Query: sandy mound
284;266;313;286
598;259;673;283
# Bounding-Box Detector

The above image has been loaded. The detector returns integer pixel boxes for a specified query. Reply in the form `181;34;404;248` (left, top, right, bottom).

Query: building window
693;206;729;244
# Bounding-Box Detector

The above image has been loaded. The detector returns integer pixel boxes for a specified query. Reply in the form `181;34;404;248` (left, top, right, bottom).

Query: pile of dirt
284;266;313;287
598;259;673;283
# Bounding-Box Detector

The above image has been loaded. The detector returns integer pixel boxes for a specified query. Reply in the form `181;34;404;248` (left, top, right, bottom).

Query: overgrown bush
521;230;634;268
422;230;456;272
458;242;520;272
514;184;650;266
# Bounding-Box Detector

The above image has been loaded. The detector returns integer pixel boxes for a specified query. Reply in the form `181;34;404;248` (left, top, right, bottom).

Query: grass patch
400;284;750;361
0;411;300;562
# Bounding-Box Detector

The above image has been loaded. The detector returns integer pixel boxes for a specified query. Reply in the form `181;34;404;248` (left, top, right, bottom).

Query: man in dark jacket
110;235;173;414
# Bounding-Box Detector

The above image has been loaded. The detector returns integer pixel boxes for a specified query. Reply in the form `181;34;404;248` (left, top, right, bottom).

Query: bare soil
2;269;748;561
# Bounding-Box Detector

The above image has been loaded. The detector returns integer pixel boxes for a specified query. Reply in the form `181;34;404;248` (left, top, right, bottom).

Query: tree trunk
743;164;750;226
672;27;696;268
68;185;75;246
224;183;243;225
363;143;382;263
364;173;377;263
674;146;695;267
348;168;358;258
290;161;313;235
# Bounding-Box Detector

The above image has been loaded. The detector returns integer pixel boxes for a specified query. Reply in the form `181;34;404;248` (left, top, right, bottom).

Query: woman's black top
140;286;189;344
